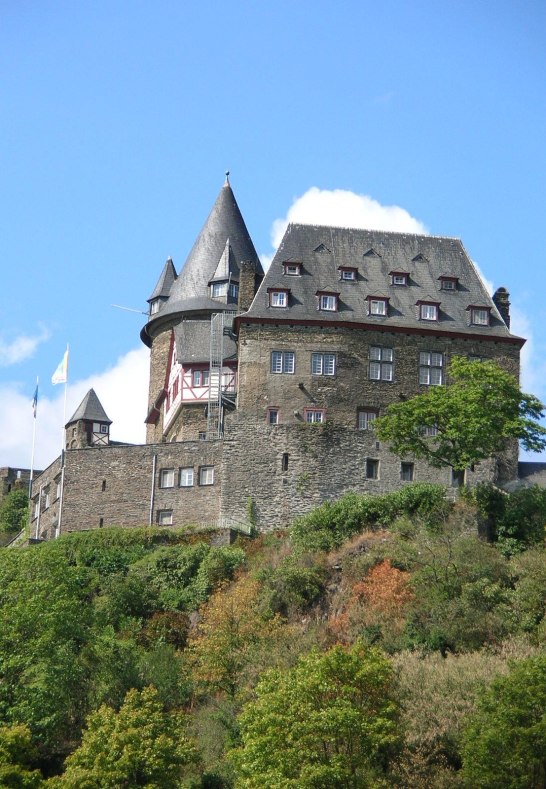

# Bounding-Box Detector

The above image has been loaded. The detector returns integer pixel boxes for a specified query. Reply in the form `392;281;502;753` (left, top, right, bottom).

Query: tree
0;724;43;788
52;686;198;788
461;655;546;788
0;489;28;535
374;357;546;471
229;644;400;788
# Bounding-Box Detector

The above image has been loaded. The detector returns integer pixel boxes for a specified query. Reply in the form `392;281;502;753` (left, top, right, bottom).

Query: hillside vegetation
1;483;546;787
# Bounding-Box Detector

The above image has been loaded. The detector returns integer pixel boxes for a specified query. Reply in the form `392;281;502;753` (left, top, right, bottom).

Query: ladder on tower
206;311;235;439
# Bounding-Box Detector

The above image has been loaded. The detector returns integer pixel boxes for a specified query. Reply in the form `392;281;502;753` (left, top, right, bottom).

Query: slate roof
242;224;523;342
66;389;112;427
174;319;237;364
148;258;177;302
209;239;239;284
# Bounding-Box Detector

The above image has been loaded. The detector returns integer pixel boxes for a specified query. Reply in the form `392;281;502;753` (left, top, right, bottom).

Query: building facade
30;178;525;540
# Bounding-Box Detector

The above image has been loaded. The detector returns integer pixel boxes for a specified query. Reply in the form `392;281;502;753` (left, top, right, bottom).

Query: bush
473;484;546;556
0;489;28;535
290;484;449;553
256;555;327;617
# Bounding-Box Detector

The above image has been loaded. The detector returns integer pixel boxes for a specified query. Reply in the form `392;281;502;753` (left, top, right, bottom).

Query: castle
29;177;527;540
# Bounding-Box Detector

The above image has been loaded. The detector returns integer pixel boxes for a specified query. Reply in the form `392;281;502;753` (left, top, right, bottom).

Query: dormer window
367;296;389;317
283;262;301;276
338;266;357;281
417;300;440;321
268;288;290;308
150;299;161;315
389;271;409;287
211;282;227;298
316;291;339;311
228;282;239;299
467;305;491;326
439;276;458;291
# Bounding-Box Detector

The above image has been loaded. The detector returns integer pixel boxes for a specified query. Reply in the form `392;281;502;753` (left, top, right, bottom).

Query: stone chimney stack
238;260;262;313
493;286;511;328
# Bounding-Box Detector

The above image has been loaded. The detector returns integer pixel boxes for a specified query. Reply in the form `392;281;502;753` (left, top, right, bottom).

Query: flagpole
28;376;39;538
57;344;69;539
60;344;69;455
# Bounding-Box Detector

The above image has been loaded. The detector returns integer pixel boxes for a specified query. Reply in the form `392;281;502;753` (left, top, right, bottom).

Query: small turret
493;286;511;328
65;389;112;450
148;257;177;316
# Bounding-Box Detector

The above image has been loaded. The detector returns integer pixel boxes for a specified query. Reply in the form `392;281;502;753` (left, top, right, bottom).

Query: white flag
52;347;69;385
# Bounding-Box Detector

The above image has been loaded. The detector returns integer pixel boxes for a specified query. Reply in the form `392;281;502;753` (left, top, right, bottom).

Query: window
269;290;288;307
470;308;490;326
271;351;295;374
311;352;336;376
199;466;214;485
304;409;325;423
101;479;106;492
56;482;62;499
317;293;338;311
369;298;388;316
439;276;458;291
284;263;301;276
401;462;414;482
421;424;439;437
366;459;379;479
358;409;377;430
419;303;439;321
193;369;210;387
159;468;175;488
198;431;207;441
158;510;173;526
419;352;443;385
369;346;394;381
211;282;227;298
44;491;50;509
33;500;39;519
228;282;239;298
180;467;194;487
282;453;289;471
390;272;408;286
100;424;108;434
339;267;357;281
452;469;465;488
150;299;160;314
267;408;279;425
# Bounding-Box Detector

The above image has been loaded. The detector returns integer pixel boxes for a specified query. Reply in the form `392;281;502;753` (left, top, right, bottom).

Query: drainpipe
35;484;43;540
56;452;65;539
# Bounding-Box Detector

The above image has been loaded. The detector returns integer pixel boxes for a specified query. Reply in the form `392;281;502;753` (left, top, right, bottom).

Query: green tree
461;655;546;788
0;489;29;535
374;357;546;471
229;644;400;788
52;686;198;788
0;724;43;788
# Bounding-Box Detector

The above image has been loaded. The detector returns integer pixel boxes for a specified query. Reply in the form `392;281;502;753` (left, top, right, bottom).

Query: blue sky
1;0;545;467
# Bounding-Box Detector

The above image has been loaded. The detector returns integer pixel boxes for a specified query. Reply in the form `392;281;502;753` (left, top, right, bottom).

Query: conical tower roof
141;177;263;345
148;257;177;302
66;389;112;427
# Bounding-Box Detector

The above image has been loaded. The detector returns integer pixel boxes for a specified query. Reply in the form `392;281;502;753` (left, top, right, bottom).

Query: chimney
238;260;262;313
493;287;511;328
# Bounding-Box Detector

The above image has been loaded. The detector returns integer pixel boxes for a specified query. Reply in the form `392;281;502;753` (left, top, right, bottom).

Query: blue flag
32;382;38;419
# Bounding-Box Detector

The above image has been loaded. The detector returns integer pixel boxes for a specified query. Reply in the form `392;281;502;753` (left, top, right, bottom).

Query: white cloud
0;347;149;469
0;327;50;367
261;186;428;267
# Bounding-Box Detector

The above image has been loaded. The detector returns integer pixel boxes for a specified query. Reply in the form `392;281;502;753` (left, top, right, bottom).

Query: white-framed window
366;459;379;479
199;466;214;485
419;352;443;385
440;277;457;291
284;263;301;276
179;467;194;487
369;299;388;316
271;351;295;374
56;481;61;500
267;408;279;425
421;424;439;437
193;369;210;387
159;468;175;488
471;308;490;326
420;303;439;321
339;267;357;281
391;273;408;286
158;509;173;526
211;282;227;298
44;491;50;509
401;462;414;482
270;290;288;307
319;294;337;311
369;346;394;381
100;424;108;434
304;409;325;424
311;352;336;376
358;410;377;430
228;282;239;298
33;500;39;519
150;299;160;314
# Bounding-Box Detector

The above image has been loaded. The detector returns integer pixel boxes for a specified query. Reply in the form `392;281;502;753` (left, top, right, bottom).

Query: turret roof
66;389;112;427
148;257;177;302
